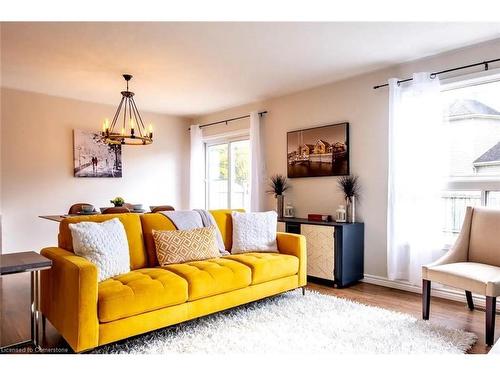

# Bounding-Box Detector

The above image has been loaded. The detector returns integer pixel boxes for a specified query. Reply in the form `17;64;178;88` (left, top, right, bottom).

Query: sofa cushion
226;253;299;285
69;218;130;282
153;226;220;266
140;213;178;267
164;258;251;301
425;262;500;297
59;213;148;270
98;268;188;323
231;211;278;254
141;210;245;267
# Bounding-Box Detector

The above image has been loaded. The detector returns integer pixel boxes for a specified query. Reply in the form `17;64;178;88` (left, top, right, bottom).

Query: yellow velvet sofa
40;210;307;352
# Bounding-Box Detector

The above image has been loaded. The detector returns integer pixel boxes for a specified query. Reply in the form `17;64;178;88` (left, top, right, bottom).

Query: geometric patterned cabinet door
301;224;335;281
278;218;364;288
277;221;286;233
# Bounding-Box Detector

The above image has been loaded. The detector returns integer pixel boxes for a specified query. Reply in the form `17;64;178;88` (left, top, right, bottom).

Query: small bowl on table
80;205;95;214
131;204;145;213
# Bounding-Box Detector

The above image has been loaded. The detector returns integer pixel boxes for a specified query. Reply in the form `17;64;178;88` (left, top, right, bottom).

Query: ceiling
1;22;500;117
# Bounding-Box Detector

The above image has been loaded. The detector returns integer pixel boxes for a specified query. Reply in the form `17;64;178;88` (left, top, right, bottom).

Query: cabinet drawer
301;224;335;280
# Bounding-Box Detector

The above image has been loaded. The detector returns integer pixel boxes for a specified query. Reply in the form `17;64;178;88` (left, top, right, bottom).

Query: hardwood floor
1;272;498;354
0;273;69;353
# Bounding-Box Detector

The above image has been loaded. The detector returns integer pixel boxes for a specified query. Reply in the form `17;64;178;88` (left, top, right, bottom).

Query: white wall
0;88;190;253
195;38;500;278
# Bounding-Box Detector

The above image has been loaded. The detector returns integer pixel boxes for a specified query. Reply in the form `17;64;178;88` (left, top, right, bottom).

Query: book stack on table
307;214;333;222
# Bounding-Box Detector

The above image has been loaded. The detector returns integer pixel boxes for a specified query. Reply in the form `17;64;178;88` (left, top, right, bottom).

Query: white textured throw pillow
69;218;130;282
231;211;278;254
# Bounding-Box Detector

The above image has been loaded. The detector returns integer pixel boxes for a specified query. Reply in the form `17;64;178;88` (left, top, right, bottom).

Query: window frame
441;69;500;203
204;132;250;210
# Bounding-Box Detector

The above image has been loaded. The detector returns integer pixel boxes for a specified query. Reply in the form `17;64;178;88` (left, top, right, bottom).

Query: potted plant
337;175;360;223
267;174;290;218
110;197;125;207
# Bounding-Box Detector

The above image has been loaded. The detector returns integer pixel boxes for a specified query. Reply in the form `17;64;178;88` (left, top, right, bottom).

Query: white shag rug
92;290;477;354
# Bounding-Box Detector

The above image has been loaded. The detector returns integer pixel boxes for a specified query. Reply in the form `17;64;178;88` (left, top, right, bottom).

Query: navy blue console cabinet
278;218;364;288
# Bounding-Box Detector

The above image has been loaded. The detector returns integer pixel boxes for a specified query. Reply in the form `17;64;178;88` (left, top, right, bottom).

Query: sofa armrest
40;247;99;352
277;232;307;286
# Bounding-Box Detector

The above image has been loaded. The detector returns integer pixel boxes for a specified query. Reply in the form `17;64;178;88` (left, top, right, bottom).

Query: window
486;190;500;208
441;74;500;244
206;137;250;211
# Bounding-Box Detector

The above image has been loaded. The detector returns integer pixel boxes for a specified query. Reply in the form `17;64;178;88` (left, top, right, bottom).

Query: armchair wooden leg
486;296;496;347
465;291;474;311
422;279;431;320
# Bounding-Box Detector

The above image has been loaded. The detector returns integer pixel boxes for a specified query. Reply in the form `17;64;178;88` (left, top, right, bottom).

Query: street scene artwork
73;129;122;177
287;122;349;178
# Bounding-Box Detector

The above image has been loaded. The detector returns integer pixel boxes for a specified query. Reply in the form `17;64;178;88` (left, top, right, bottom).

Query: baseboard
362;274;500;312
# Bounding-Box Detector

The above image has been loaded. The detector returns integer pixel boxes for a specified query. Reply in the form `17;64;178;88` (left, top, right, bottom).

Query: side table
0;251;52;350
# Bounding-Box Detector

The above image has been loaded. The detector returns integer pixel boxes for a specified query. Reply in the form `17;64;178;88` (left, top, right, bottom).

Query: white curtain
250;111;266;212
387;72;448;285
189;124;205;209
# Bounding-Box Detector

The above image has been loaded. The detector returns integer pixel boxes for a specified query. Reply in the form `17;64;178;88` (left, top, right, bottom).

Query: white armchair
422;206;500;346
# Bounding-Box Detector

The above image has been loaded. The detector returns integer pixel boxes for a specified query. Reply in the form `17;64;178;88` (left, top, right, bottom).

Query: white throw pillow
231;211;278;254
69;218;130;282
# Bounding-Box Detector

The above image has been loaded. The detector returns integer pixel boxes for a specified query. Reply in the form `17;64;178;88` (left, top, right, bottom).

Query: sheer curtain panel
189;124;205;209
387;73;448;285
250;111;266;212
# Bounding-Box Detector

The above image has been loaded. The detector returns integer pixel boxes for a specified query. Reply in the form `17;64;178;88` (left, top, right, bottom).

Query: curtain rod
192;111;268;130
372;57;500;90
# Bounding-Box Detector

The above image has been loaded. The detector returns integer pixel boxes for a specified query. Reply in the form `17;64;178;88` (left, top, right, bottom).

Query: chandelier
101;74;153;145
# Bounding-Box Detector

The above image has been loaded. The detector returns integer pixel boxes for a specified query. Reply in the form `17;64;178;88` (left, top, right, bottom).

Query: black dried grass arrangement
338;175;360;200
267;174;290;197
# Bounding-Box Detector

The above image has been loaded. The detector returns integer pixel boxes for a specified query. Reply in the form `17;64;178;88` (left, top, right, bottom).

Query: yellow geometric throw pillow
153;226;221;266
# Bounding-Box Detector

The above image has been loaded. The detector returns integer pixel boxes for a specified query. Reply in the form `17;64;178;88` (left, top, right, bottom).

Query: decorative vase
346;196;356;223
276;195;284;218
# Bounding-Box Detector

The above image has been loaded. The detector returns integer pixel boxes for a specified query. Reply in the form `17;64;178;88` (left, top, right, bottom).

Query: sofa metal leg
422;279;431;320
486;296;496;347
41;314;47;338
301;287;306;296
465;291;474;311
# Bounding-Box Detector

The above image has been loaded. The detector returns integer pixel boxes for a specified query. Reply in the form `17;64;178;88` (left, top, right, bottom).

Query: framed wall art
287;122;349;178
73;129;122;178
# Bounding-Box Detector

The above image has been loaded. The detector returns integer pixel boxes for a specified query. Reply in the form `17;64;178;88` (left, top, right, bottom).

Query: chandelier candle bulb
102;119;110;136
